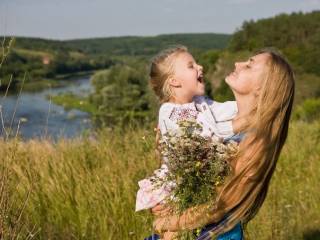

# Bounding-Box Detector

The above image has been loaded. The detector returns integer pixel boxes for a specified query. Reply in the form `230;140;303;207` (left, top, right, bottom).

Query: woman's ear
168;76;181;88
254;86;261;97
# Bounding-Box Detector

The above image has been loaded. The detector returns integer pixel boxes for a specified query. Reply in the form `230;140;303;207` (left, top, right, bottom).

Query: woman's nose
235;61;245;70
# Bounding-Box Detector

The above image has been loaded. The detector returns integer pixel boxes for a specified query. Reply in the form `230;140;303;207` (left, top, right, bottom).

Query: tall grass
1;127;158;239
1;120;319;239
247;120;320;240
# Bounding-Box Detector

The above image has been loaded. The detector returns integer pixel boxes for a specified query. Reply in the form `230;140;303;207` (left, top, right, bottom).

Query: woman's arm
153;168;257;233
153;203;225;233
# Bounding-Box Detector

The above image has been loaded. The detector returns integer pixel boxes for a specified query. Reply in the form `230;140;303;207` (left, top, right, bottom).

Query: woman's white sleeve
194;96;237;138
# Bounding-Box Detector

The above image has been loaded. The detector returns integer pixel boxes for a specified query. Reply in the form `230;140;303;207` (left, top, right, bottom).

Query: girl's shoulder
159;102;197;122
158;102;198;135
159;103;175;119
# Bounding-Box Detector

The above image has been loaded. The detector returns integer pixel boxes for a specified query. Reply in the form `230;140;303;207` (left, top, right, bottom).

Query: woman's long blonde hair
209;49;295;237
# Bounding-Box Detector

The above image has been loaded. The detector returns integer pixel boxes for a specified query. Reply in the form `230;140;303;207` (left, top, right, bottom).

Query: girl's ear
168;76;181;88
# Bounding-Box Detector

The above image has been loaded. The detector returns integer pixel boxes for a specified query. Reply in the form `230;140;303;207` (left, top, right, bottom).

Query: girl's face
225;53;270;96
171;52;205;102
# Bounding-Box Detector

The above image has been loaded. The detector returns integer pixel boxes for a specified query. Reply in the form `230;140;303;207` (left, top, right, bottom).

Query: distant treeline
6;33;230;56
229;10;320;76
0;33;230;91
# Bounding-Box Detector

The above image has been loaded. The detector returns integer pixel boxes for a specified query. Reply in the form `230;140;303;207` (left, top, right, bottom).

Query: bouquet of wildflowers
157;119;238;213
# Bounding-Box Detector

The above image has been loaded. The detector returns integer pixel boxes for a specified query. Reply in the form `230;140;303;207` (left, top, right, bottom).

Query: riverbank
0;76;92;140
14;70;96;93
50;93;97;114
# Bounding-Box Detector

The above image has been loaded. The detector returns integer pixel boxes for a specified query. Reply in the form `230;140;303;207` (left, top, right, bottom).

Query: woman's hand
152;204;179;233
151;204;173;217
163;231;178;240
153;204;219;233
153;214;179;233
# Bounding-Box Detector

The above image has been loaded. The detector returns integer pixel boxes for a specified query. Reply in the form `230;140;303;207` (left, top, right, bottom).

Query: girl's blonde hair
149;45;188;103
208;49;295;237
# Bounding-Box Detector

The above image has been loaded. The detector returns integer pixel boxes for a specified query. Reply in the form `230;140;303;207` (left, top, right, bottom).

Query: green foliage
228;11;320;76
197;50;220;72
59;33;230;57
213;80;235;102
89;60;157;127
229;11;320;51
3;34;230;58
0;40;114;92
196;50;221;97
21;79;64;92
50;93;98;114
293;98;320;122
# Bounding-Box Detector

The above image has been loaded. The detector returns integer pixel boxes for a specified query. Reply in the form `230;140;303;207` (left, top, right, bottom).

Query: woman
151;49;295;239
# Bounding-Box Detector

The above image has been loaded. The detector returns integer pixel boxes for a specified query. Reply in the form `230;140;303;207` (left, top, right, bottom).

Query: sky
0;0;319;40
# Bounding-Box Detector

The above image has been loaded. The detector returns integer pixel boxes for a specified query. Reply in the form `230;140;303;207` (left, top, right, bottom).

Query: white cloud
309;0;320;4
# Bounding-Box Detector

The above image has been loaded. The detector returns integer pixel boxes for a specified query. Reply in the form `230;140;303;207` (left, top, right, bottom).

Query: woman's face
225;53;270;96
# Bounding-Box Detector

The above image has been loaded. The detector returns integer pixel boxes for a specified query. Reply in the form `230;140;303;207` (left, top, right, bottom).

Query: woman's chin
200;87;206;95
225;76;232;86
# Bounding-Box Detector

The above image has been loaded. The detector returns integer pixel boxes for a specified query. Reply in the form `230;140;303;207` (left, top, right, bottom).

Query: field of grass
1;119;319;240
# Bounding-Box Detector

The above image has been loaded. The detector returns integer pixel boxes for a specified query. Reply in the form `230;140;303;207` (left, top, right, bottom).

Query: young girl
135;46;238;212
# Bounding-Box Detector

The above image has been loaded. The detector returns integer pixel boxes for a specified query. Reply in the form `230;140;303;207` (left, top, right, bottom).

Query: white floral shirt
158;95;237;139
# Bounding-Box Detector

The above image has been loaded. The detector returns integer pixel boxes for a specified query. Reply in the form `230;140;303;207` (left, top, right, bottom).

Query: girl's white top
135;96;237;211
158;95;237;139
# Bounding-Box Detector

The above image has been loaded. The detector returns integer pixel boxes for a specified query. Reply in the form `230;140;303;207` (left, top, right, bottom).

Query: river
0;76;93;140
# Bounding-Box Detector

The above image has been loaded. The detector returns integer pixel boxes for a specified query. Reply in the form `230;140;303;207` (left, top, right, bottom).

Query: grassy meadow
1;10;320;240
1;118;319;240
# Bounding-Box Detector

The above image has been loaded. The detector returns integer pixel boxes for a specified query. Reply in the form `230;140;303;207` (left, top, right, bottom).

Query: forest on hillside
0;33;230;92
